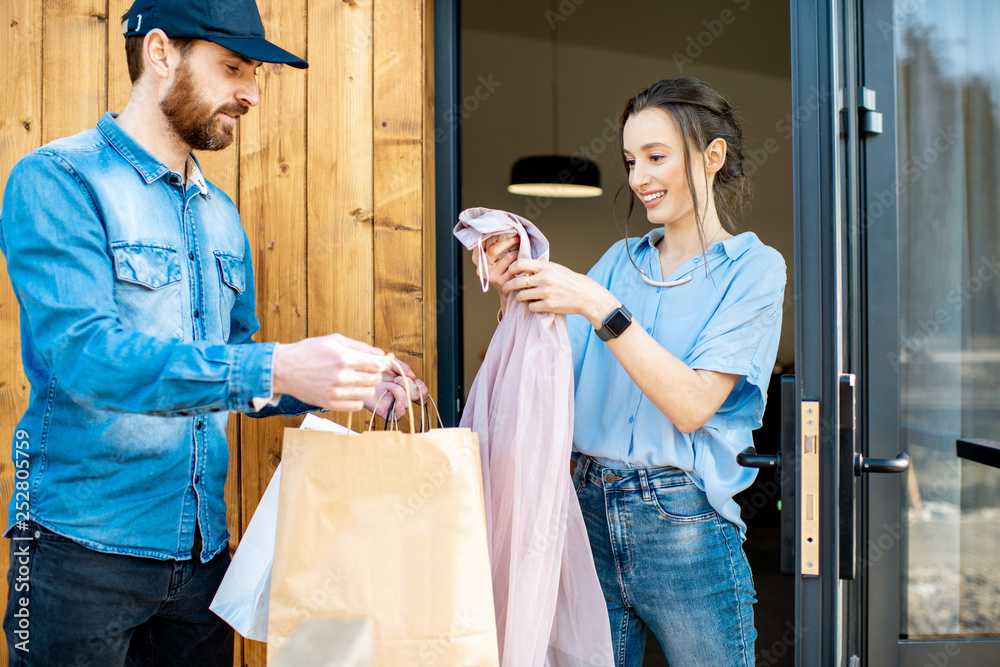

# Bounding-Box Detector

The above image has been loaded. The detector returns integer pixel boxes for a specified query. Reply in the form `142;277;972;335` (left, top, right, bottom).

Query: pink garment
455;207;613;667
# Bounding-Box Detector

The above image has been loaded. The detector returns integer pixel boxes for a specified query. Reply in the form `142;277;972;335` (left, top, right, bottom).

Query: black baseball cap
123;0;308;69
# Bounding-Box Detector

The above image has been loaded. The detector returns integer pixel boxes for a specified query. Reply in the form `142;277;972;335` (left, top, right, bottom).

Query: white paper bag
210;414;353;641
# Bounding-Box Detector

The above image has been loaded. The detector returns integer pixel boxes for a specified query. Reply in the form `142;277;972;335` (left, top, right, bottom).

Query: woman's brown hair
615;77;754;246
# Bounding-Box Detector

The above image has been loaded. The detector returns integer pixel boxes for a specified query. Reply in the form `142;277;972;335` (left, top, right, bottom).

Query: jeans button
604;472;615;483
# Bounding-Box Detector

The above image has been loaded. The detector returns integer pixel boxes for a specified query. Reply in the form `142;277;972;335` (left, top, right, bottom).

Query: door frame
434;0;465;426
791;0;848;663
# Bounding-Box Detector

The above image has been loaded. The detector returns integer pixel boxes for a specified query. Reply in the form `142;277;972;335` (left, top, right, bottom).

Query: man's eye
226;65;240;73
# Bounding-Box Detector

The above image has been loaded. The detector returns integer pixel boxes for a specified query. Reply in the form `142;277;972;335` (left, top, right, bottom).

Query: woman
476;78;785;666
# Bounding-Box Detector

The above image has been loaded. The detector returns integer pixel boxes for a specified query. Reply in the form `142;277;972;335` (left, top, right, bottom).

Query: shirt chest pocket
110;242;184;339
214;251;245;342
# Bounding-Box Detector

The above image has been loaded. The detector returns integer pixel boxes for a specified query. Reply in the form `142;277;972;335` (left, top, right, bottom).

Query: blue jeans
573;456;756;666
3;521;233;666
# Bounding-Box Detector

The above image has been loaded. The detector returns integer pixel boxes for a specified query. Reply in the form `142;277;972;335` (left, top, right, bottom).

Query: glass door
862;0;1000;663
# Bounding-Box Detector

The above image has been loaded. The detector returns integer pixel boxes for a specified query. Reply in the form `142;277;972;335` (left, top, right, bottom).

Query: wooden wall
0;0;436;664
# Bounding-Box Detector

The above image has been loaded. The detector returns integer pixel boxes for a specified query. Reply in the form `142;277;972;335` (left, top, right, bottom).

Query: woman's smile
641;190;666;208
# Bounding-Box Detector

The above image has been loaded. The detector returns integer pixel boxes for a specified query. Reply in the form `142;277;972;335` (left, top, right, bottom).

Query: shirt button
196;421;203;430
194;475;200;484
194;310;200;318
178;411;189;417
716;243;723;251
645;327;652;334
629;416;635;423
693;258;700;264
188;252;195;261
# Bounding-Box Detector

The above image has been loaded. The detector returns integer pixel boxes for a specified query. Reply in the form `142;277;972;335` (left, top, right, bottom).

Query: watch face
605;308;632;337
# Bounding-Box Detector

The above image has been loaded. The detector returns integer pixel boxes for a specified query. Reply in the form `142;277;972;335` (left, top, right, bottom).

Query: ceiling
462;0;791;79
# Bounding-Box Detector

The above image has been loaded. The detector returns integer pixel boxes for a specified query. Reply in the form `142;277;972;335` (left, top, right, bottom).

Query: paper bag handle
346;356;417;435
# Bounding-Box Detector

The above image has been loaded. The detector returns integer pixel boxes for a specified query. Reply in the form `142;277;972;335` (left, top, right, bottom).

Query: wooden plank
306;0;375;428
107;0;131;114
42;0;107;142
239;1;309;664
0;1;42;661
373;0;425;397
422;0;438;405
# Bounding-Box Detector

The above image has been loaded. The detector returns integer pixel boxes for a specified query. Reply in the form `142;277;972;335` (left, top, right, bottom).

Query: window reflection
896;0;1000;639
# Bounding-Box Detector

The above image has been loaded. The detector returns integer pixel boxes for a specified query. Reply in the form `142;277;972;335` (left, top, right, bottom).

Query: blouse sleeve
687;246;787;429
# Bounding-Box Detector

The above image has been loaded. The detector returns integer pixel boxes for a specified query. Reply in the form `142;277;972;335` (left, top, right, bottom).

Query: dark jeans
3;521;233;667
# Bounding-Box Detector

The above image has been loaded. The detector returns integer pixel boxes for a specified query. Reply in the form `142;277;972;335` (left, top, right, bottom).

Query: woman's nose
629;165;649;191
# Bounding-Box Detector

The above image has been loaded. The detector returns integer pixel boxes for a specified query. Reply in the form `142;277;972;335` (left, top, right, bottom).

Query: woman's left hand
364;357;430;418
503;258;620;327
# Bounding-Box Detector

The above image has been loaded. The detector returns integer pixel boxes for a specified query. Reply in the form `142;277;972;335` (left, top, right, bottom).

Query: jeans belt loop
638;468;652;501
578;455;592;489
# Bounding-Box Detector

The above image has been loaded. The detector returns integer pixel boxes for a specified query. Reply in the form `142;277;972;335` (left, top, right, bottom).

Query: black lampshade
507;155;602;198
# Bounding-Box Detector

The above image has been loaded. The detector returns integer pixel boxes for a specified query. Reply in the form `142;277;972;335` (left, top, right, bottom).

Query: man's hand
364;357;431;418
272;334;390;411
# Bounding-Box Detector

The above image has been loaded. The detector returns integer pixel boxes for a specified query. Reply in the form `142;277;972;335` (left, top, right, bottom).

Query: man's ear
143;29;173;81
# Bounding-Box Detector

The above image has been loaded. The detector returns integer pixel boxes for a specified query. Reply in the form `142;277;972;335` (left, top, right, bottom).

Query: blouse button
716;243;723;251
693;258;700;264
645;327;652;334
628;416;635;424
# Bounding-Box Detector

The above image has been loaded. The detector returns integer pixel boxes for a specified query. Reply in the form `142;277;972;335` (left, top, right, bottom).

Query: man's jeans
3;522;233;666
574;456;757;667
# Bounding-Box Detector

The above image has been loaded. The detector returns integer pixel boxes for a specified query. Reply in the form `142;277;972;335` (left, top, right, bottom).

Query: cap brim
208;36;308;69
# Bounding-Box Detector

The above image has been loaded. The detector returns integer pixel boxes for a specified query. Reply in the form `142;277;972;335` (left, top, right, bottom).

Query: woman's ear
704;138;728;176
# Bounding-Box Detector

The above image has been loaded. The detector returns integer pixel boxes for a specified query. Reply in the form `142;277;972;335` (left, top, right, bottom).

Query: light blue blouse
568;228;786;538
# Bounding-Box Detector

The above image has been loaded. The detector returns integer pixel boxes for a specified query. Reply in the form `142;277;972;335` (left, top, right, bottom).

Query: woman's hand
503;258;620;327
472;235;520;314
363;356;430;418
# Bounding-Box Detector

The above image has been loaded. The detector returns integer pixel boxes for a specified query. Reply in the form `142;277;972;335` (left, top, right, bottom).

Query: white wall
460;28;795;393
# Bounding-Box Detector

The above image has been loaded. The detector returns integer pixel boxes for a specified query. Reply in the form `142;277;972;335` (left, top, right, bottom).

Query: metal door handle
736;447;780;469
854;452;909;475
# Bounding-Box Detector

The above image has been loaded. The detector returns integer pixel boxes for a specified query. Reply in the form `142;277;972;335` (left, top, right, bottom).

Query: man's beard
160;62;248;151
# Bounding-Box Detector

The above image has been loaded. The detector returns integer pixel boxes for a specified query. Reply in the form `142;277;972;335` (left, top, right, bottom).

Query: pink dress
454;207;613;667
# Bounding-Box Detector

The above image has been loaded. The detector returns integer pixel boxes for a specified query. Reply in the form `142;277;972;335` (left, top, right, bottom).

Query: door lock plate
801;401;820;577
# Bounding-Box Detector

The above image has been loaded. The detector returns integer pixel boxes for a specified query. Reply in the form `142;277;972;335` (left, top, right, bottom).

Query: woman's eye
649;154;664;162
625;159;635;169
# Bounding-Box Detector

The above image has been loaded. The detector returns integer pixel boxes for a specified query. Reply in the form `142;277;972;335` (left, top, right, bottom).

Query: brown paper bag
267;424;499;666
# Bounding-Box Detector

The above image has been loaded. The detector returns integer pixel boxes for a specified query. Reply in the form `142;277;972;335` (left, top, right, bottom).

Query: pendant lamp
507;7;602;198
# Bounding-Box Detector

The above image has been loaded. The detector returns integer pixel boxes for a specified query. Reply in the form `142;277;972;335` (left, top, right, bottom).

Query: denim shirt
0;113;311;562
568;230;786;538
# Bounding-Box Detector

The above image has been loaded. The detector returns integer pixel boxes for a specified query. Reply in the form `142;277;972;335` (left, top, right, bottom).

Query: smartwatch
595;305;633;341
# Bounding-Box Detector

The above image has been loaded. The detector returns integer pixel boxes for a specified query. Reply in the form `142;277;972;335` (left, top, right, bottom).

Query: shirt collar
97;112;208;196
637;227;760;261
185;155;209;196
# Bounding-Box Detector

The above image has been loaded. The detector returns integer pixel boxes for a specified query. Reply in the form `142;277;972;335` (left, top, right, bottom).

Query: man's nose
238;75;260;108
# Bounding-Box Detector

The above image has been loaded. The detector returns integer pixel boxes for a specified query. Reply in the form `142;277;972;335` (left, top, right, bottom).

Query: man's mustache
218;104;249;117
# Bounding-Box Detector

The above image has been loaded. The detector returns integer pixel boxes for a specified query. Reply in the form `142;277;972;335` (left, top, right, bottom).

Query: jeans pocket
649;478;716;522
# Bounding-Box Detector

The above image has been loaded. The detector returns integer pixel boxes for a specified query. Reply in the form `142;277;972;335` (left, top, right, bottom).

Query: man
0;0;424;664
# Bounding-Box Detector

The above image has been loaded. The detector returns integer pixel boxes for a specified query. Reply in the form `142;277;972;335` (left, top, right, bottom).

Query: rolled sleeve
688;247;786;429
